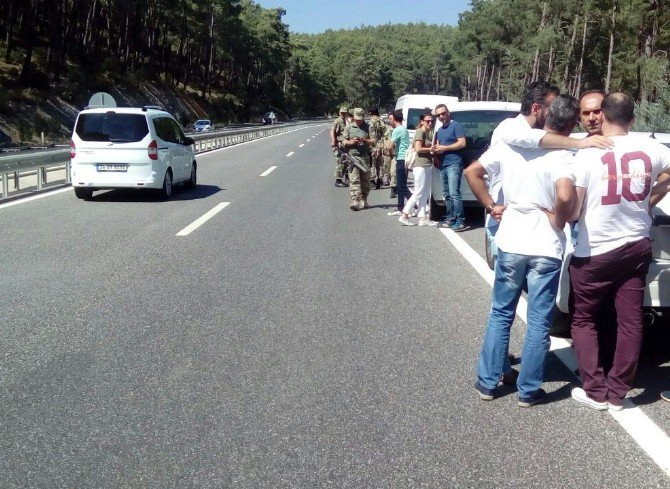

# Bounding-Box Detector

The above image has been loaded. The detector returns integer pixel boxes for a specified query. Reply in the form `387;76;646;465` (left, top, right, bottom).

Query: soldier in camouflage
330;106;349;187
381;119;395;192
343;108;375;211
368;107;385;190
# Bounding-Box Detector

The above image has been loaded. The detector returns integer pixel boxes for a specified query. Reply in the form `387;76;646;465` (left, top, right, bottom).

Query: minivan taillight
70;140;76;158
148;140;158;160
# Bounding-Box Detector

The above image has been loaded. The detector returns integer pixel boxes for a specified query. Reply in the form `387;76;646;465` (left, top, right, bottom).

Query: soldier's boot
335;178;346;188
361;198;369;209
390;187;398;199
376;178;382;190
350;198;360;211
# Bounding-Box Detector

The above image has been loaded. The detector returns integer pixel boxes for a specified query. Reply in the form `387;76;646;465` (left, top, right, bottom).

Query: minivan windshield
451;110;519;150
75;113;149;142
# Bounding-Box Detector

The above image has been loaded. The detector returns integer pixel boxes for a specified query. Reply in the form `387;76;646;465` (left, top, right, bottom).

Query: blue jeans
477;250;561;397
396;159;412;211
440;161;464;225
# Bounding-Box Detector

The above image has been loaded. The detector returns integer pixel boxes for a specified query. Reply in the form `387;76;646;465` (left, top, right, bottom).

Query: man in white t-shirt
568;92;670;411
464;95;580;407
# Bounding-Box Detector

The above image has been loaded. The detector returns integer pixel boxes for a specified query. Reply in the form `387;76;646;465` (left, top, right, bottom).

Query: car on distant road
70;104;197;200
193;119;212;132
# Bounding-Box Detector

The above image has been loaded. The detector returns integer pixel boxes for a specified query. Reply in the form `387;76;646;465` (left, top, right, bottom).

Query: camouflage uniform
381;122;394;186
343;108;374;210
368;115;385;189
330;107;348;185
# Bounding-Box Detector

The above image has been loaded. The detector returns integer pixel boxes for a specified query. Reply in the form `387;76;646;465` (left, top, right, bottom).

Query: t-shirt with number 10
573;134;670;257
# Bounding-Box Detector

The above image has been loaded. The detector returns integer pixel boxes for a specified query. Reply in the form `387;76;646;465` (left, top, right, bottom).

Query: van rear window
75;113;149;142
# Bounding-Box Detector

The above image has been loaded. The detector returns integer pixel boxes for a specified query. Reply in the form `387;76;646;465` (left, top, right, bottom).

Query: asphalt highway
1;125;670;487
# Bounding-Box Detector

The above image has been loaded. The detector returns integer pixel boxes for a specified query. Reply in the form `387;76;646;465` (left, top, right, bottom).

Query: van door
168;118;191;181
153;117;182;179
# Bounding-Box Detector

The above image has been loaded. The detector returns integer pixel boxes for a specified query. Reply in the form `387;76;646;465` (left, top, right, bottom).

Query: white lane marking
0;187;71;210
299;144;305;148
286;151;295;157
176;202;230;237
438;227;670;478
260;166;277;177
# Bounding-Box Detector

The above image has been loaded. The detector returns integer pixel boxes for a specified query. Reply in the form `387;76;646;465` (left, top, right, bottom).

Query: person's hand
576;135;614;150
491;204;506;222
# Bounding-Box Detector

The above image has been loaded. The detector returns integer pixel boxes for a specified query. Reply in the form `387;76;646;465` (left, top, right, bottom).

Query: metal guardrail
0;120;326;199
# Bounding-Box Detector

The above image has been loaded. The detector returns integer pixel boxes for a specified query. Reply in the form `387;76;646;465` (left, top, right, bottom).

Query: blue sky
255;0;472;34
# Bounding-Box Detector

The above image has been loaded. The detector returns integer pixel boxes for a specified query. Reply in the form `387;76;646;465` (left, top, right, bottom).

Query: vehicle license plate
97;164;127;172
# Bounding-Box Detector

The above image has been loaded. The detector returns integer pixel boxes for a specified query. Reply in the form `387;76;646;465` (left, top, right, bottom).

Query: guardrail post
65;160;71;184
1;173;7;198
13;171;19;190
36;166;43;190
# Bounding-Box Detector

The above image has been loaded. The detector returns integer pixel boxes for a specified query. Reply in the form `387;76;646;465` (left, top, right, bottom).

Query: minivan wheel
160;170;173;199
74;187;93;200
185;164;197;189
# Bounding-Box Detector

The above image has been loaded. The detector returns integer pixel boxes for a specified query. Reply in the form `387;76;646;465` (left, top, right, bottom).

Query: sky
255;0;472;34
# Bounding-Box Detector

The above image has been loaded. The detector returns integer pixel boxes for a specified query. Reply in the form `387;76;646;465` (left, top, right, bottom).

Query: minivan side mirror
183;136;195;146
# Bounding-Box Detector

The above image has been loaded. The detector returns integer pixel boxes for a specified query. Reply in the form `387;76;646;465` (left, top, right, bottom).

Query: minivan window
452;110;519;150
407;108;432;130
168;119;186;144
75;113;149;142
153;117;176;143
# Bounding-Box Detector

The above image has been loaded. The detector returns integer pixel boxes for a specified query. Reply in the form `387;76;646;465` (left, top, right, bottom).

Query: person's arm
546;178;575;230
330;125;337;147
539;133;614;150
434;137;466;153
569;186;587;222
464;161;505;220
650;171;670;205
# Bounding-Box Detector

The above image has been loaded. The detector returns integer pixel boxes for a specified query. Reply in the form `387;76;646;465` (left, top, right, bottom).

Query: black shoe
390;187;398;199
335;179;346;188
376;178;382;190
518;388;547;408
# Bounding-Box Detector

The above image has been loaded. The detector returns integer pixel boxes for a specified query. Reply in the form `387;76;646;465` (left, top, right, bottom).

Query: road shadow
89;184;223;202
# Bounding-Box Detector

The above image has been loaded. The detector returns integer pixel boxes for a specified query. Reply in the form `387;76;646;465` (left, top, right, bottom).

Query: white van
71;106;196;200
394;94;459;138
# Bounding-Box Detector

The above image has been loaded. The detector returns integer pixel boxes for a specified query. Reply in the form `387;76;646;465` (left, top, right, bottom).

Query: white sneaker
410;210;419;217
387;210;402;216
398;216;415;226
571;387;608;410
418;219;437;227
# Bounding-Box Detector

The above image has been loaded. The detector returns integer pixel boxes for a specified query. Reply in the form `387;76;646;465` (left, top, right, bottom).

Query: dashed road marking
176;202;230;237
286;151;295;157
438;226;670;478
260;166;277;177
299;144;305;148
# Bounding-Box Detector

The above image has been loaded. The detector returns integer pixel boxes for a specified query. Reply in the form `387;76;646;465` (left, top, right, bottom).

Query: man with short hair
579;90;606;137
330;106;349;187
433;104;467;231
386;109;412;215
464;95;580;407
343;108;375;211
568;92;670;411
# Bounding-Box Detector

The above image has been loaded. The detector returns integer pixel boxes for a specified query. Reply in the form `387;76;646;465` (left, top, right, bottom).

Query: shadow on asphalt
88;184;223;202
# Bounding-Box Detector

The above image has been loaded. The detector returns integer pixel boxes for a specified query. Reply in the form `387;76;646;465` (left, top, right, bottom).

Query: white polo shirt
488;115;547;204
479;143;575;259
573;134;670;257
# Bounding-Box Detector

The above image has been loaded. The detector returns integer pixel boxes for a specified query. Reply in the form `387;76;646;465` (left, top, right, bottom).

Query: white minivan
70;106;197;200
